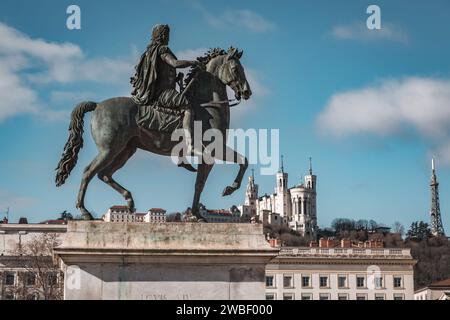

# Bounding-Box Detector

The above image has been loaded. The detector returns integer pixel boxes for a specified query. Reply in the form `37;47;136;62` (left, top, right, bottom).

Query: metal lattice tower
430;158;445;237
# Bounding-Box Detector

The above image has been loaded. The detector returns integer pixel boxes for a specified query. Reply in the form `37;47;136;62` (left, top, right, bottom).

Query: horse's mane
184;47;232;87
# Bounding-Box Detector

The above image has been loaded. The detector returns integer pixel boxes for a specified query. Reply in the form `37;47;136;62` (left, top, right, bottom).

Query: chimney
341;239;351;248
369;239;384;248
326;239;335;248
309;241;318;247
319;238;327;248
18;217;28;224
268;238;281;248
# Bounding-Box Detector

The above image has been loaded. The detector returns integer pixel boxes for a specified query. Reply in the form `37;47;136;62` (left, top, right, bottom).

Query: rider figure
131;24;199;168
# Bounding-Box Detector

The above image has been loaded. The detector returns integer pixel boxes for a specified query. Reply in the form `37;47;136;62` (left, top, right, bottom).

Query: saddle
136;103;184;133
135;73;192;133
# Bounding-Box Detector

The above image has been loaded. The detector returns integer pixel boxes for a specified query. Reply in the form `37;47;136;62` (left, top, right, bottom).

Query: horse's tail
55;101;97;187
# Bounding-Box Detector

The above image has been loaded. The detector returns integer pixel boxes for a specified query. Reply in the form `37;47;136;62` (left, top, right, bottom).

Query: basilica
238;158;318;238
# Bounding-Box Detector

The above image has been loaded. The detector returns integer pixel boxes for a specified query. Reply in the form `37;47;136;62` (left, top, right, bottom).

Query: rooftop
149;208;166;213
109;205;129;210
429;278;450;288
206;209;233;216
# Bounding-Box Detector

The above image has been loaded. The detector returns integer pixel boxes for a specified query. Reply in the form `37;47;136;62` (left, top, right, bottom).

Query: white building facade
414;278;450;300
0;224;67;300
239;160;317;237
265;247;416;300
102;206;166;223
145;208;167;223
199;205;241;223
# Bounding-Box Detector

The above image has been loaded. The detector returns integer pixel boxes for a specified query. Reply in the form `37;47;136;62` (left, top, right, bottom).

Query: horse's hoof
81;213;94;221
222;186;235;197
79;207;94;220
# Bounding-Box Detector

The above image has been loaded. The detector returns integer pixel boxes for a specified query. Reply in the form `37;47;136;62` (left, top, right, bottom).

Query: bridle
182;59;243;108
200;60;242;108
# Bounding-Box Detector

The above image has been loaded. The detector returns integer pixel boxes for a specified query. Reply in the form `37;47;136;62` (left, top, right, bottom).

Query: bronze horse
55;48;252;220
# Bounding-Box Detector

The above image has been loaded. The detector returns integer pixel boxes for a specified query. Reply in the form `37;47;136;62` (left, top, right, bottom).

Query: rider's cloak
130;42;161;106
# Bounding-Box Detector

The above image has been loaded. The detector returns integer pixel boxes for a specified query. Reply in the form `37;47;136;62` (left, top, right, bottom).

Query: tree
406;236;450;289
368;219;379;232
356;219;369;231
392;221;405;236
331;218;355;233
406;221;432;241
59;210;73;222
12;233;63;300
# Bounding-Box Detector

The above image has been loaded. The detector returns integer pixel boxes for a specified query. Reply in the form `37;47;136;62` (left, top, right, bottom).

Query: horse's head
208;47;252;101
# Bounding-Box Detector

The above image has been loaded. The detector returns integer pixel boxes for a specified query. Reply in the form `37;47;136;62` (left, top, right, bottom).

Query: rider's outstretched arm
161;52;198;69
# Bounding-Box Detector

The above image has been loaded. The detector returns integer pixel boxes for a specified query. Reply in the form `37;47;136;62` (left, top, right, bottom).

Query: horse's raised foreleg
97;144;137;213
191;163;214;219
215;145;248;197
76;149;116;220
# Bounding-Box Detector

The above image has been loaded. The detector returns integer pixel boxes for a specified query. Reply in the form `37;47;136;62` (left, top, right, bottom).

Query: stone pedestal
54;221;278;300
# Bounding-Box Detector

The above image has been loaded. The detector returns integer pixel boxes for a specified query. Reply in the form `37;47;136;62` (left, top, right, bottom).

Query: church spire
309;157;313;175
280;155;285;173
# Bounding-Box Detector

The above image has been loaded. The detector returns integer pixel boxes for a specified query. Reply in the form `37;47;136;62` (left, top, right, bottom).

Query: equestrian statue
55;24;252;220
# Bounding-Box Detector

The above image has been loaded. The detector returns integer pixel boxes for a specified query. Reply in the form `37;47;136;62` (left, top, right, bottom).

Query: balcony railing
278;247;411;258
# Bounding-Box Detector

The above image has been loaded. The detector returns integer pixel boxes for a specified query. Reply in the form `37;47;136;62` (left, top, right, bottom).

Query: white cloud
0;56;40;121
316;77;450;165
193;2;275;33
50;90;97;104
331;22;409;44
218;9;276;32
0;22;135;121
176;48;208;61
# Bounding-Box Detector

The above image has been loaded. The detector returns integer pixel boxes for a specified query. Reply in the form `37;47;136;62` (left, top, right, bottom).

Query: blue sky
0;0;450;233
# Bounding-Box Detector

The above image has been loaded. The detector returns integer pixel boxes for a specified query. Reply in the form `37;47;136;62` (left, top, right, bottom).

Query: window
265;276;275;288
47;273;58;286
356;276;366;288
393;276;403;288
393;294;404;300
356;294;367;301
4;292;14;300
375;294;385;300
25;272;36;286
375;276;383;288
283;293;294;300
338;275;348;288
319;293;330;300
265;293;276;300
301;294;312;300
319;276;329;288
5;272;15;286
283;275;293;288
302;275;311;288
338;294;348;300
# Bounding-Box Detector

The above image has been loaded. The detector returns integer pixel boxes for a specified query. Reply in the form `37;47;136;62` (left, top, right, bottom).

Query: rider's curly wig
151;24;170;44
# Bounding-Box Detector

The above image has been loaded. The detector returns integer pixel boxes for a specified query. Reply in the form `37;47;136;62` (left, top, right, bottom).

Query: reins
182;66;242;109
200;99;241;108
